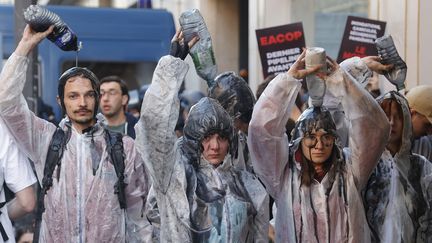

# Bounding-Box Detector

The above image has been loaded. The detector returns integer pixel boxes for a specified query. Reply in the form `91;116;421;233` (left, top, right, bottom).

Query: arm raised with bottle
247;51;321;198
0;25;55;170
326;56;390;189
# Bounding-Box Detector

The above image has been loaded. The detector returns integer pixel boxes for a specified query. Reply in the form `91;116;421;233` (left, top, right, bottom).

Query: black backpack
33;128;126;242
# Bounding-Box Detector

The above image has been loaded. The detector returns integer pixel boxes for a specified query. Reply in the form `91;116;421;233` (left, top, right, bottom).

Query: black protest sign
256;23;305;79
337;16;386;63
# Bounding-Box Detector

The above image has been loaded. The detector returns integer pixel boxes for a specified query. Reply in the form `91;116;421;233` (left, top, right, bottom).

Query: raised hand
169;29;199;60
362;56;394;74
287;49;323;80
16;24;54;57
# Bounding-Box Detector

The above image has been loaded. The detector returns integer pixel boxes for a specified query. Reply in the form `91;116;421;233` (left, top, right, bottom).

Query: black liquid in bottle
23;5;81;52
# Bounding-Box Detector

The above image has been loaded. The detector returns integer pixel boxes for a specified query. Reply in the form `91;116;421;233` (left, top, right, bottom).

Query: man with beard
0;25;150;242
99;76;138;138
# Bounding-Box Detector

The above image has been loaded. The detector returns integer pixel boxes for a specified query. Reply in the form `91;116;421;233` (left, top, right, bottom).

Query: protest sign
256;22;305;78
337;16;386;63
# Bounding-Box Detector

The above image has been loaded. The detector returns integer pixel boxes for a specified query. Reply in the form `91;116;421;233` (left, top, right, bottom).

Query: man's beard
73;116;95;125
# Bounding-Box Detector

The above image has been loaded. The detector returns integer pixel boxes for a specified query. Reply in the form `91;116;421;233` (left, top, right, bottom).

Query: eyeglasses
302;133;335;148
100;90;121;97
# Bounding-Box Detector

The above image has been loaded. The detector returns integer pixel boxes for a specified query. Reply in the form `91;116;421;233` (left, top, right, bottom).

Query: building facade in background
2;0;431;94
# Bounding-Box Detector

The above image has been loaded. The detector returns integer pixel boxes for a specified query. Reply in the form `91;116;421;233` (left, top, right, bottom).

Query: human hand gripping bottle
305;47;327;107
179;9;217;87
23;4;81;52
375;35;407;91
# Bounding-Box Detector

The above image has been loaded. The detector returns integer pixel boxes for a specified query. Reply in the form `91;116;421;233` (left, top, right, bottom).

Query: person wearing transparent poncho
135;30;268;242
363;91;432;243
0;25;150;242
248;51;390;242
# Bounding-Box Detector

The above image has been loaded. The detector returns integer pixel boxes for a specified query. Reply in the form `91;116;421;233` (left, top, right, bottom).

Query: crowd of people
0;17;430;243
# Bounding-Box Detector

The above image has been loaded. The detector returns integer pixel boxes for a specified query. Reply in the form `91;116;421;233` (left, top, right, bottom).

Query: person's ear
122;94;128;106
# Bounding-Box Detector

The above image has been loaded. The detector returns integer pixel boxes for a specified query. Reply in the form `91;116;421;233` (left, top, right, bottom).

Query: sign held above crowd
255;22;305;79
337;16;386;63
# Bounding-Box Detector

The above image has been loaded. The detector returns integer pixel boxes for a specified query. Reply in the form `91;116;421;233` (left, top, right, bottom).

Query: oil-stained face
301;129;335;164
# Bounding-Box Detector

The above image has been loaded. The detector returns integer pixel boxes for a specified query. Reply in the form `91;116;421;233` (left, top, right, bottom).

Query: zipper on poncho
76;135;86;243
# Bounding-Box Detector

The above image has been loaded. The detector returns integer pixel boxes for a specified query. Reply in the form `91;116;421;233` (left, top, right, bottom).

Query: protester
208;71;256;171
248;51;390;242
363;91;432;242
0;121;36;243
0;25;150;242
406;85;432;161
135;30;268;242
99;75;138;138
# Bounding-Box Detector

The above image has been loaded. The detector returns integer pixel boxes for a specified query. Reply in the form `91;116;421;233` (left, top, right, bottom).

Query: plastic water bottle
179;9;217;85
305;47;327;107
375;35;407;91
24;5;81;52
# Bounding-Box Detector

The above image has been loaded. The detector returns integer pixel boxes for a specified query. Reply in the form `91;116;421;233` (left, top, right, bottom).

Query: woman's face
301;129;334;164
381;99;403;152
201;133;229;166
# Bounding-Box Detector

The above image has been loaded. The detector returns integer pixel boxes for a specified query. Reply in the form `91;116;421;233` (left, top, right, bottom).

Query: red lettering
342;51;367;59
285;32;294;41
260;37;268;46
342;51;356;59
268;35;276;45
276;34;285;43
259;30;303;46
355;46;366;54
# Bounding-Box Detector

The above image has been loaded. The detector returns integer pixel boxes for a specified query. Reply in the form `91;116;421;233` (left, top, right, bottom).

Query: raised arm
326;56;390;189
134;55;187;193
0;25;56;173
248;51;321;197
135;30;197;193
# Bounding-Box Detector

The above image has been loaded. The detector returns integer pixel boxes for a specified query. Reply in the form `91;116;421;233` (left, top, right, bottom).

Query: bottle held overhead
24;4;81;52
179;9;217;85
375;35;407;91
305;47;327;107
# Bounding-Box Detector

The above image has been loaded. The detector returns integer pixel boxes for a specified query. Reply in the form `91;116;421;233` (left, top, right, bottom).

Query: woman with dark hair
248;51;390;242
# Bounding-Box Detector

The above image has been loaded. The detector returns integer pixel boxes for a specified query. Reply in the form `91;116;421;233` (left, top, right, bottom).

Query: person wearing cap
99;75;138;139
406;85;432;161
248;51;390;242
363;91;432;243
0;25;150;242
135;30;268;242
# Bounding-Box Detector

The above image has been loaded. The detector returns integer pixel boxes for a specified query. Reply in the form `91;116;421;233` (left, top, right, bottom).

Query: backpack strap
34;128;66;243
0;202;8;241
104;129;127;209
